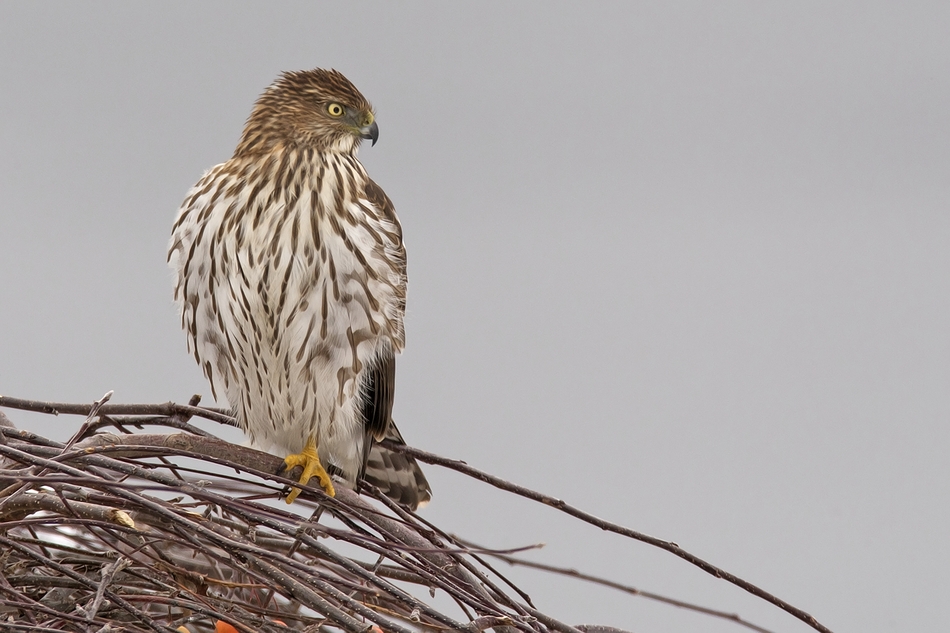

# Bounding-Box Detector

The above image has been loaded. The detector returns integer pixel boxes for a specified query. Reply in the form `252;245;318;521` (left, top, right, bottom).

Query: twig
0;491;137;555
461;541;774;633
382;440;832;633
0;534;169;633
0;395;238;427
84;556;132;622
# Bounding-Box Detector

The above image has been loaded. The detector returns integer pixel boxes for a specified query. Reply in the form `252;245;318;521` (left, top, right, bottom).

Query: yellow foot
282;438;335;503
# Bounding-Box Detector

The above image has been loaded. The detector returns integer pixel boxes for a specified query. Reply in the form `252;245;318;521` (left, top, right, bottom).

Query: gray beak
360;120;379;146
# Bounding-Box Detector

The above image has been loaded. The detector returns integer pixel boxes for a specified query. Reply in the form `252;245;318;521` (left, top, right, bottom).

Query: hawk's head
235;68;378;156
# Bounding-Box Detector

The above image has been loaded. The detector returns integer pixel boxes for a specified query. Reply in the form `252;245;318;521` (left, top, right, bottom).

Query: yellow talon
283;437;335;503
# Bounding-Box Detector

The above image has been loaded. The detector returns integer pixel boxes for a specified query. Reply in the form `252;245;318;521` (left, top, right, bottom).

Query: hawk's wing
356;178;429;510
362;352;395;442
357;322;431;510
363;177;400;232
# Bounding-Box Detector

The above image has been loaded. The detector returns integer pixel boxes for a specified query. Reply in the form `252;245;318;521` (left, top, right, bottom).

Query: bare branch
460;541;774;633
0;395;238;427
382;440;832;633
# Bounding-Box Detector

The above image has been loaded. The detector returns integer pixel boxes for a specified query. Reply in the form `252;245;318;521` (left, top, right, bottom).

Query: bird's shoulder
362;177;399;228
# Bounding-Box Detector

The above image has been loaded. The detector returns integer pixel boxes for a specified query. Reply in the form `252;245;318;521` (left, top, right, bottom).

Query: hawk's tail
362;421;432;511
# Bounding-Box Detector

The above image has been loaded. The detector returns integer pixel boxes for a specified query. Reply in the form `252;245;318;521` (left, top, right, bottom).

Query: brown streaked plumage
168;68;430;509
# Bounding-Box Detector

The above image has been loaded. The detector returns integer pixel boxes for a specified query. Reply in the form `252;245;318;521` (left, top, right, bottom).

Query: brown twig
458;540;774;633
0;395;238;427
382;440;832;633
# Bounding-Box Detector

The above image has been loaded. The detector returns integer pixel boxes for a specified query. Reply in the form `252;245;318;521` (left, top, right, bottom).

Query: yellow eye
327;103;344;117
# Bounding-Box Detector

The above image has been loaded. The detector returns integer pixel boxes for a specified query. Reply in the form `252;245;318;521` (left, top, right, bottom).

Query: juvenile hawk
168;69;430;509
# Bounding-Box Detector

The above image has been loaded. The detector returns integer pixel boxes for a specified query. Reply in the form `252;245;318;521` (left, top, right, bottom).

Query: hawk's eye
327;103;345;118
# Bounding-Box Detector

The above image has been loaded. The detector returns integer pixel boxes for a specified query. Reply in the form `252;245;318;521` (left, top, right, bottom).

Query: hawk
167;68;431;509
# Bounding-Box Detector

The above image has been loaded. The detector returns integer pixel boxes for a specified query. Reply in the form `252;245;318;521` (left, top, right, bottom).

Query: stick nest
0;398;595;633
0;395;809;633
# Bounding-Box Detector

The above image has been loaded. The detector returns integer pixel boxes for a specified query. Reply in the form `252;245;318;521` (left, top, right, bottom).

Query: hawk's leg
282;437;335;503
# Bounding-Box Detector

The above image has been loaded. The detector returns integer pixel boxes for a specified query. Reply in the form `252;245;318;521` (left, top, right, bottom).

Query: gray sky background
2;3;948;631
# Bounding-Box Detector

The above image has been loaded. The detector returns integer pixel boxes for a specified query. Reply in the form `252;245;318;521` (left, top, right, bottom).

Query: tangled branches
0;395;830;633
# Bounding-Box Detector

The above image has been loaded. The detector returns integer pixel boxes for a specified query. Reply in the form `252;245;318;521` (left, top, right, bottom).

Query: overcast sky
2;3;948;632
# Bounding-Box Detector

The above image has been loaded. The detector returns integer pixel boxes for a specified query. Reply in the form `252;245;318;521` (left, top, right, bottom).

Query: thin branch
382;440;832;633
461;542;774;633
0;395;238;427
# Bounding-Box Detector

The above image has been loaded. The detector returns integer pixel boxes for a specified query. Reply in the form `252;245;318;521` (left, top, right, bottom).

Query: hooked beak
360;120;379;146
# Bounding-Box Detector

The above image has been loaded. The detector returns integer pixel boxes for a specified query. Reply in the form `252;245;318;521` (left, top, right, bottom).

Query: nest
0;395;821;633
